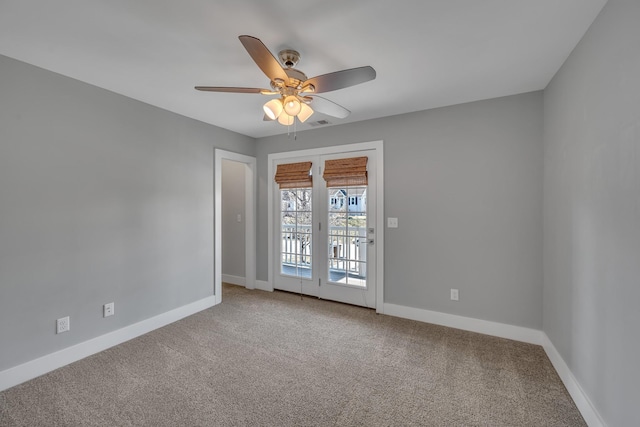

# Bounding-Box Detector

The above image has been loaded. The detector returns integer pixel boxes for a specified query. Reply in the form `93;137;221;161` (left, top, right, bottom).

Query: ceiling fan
195;35;376;126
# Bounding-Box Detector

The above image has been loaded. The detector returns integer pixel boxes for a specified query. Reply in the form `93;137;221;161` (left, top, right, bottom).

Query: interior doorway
214;149;256;305
221;159;247;287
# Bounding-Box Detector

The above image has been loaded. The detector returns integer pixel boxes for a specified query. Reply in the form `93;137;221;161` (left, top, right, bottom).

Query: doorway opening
214;149;256;305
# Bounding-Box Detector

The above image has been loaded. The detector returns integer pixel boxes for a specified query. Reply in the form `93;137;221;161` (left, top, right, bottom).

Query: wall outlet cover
104;302;115;317
56;316;70;334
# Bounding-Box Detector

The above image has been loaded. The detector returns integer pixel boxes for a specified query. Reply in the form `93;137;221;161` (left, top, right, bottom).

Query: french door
273;150;376;308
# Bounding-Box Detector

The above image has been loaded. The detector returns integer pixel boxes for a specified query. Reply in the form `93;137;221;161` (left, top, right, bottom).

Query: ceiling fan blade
308;95;350;119
304;66;376;94
195;86;266;94
238;35;289;83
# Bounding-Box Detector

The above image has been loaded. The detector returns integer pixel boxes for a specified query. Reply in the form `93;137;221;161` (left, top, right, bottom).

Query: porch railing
280;224;366;276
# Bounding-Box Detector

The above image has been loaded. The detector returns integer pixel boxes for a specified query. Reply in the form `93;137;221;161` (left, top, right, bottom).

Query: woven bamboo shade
323;156;368;187
274;161;313;189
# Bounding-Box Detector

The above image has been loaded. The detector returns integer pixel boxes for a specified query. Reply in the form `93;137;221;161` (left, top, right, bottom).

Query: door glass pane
328;186;367;287
328;213;346;228
280;188;312;278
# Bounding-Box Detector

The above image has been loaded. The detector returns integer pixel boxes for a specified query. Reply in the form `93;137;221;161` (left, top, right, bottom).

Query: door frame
267;140;384;313
215;149;257;305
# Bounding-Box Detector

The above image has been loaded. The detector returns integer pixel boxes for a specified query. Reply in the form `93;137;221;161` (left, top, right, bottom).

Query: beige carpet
0;284;585;426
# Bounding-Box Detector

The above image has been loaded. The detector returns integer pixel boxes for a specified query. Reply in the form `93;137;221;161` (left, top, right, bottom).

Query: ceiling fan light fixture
263;98;283;120
297;103;314;123
278;112;295;126
283;95;302;116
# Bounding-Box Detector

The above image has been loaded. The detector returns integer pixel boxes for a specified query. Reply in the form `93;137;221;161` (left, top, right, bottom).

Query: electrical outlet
103;302;114;317
56;316;70;334
450;289;459;301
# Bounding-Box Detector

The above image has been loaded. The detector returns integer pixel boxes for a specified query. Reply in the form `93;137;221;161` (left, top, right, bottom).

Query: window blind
322;156;368;187
274;161;313;189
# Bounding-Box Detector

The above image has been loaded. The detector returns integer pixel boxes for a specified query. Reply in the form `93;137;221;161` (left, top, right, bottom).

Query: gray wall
221;159;246;278
0;55;255;371
257;92;544;329
543;0;640;425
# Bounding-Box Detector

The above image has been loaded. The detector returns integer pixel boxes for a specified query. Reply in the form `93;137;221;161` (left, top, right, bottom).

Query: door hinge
319;278;321;287
319;222;321;231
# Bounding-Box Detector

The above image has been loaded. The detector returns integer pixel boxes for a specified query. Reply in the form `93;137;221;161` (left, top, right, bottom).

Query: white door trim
267;140;384;313
215;149;257;305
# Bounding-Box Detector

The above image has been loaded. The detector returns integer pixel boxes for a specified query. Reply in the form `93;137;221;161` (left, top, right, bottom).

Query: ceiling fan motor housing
270;68;308;92
284;68;307;89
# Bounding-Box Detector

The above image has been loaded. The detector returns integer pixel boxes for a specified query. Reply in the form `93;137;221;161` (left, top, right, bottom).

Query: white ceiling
0;1;607;139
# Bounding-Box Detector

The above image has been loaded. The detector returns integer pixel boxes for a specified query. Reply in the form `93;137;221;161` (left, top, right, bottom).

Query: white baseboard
0;295;217;392
542;334;606;427
382;303;603;426
221;277;270;292
222;274;246;287
255;280;272;292
383;303;544;345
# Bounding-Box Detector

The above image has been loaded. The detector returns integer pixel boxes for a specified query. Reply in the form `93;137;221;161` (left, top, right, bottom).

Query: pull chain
286;117;298;140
